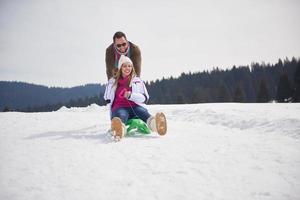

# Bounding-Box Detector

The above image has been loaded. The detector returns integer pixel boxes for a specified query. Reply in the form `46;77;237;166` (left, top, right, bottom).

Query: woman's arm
103;78;115;103
127;92;147;103
127;78;149;103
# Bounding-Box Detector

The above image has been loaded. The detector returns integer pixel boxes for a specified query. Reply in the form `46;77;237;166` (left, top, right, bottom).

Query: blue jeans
111;106;151;124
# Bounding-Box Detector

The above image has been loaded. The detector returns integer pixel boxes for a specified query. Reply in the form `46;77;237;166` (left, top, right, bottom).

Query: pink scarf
113;43;131;68
111;75;137;111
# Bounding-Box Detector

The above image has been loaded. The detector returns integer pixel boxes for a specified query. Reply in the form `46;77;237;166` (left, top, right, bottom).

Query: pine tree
256;79;270;103
3;106;11;112
294;62;300;102
191;87;211;103
217;82;231;102
233;85;246;102
276;74;292;102
175;91;185;104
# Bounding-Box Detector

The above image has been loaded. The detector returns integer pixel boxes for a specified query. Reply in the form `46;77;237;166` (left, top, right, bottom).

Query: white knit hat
118;55;133;69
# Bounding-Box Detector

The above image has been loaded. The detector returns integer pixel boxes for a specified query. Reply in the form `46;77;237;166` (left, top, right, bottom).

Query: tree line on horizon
146;57;300;104
2;57;300;112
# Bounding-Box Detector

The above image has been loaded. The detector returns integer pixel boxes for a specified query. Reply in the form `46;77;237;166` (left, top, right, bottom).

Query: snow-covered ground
0;103;300;200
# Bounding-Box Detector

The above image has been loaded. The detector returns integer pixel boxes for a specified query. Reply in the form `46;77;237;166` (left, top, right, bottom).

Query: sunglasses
116;42;127;48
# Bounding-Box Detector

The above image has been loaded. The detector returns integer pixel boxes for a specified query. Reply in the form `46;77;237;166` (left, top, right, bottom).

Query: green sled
126;118;151;136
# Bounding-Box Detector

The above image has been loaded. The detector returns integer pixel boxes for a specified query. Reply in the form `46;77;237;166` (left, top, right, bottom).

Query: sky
0;0;299;87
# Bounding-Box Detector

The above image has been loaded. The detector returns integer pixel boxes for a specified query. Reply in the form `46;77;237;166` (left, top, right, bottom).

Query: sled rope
125;97;141;120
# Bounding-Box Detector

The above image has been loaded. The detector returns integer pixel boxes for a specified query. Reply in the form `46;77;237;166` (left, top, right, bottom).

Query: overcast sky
0;0;299;87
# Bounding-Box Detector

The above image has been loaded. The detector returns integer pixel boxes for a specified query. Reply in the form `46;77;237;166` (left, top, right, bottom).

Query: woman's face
121;63;133;77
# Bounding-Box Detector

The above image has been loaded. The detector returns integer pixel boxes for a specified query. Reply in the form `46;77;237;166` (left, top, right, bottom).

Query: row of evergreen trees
3;57;299;112
146;57;299;104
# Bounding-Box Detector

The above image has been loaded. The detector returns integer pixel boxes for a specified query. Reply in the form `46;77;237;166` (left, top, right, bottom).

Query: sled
107;118;151;141
108;114;167;141
125;118;151;136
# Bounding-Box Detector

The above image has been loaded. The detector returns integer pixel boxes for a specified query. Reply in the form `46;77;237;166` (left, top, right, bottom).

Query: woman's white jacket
103;76;150;113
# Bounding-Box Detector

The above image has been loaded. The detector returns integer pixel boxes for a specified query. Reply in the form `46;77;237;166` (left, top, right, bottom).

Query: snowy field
0;103;300;200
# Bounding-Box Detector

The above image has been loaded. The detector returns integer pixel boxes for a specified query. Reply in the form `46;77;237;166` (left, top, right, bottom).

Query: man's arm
131;45;141;77
105;45;114;80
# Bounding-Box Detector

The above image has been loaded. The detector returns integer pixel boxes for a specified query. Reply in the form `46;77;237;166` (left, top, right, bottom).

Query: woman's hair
113;63;136;87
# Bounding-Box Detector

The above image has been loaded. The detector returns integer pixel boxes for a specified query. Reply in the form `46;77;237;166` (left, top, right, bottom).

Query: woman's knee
133;106;151;121
112;108;129;123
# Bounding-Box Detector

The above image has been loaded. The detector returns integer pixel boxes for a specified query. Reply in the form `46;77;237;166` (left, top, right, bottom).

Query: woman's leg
146;112;168;136
131;106;151;122
130;106;168;135
111;108;130;124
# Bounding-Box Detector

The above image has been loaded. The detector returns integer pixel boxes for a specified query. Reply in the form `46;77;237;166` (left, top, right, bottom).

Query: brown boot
111;117;126;139
147;113;167;136
155;112;167;135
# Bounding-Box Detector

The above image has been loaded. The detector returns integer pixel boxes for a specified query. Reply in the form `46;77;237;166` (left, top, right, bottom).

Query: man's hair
113;31;127;42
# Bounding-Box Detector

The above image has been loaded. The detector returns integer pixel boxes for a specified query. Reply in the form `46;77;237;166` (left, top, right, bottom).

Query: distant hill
0;82;105;110
1;57;300;112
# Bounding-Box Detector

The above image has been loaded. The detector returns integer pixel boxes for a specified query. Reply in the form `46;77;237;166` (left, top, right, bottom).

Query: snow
1;103;300;200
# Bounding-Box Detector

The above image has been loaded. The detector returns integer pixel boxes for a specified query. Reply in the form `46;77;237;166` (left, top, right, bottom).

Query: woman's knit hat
118;55;133;69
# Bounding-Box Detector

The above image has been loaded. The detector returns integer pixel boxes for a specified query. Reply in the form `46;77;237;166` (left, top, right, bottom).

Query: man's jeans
111;106;151;124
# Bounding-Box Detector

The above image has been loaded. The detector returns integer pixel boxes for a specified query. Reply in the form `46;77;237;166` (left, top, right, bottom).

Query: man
105;31;141;80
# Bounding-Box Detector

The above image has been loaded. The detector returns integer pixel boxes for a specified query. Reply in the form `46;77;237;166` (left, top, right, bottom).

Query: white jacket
103;76;150;113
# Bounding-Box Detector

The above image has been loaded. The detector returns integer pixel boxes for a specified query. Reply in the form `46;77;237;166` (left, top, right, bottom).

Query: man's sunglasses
116;42;127;48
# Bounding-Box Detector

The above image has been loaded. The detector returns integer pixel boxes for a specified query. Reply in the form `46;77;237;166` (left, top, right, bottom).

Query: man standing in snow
105;31;141;80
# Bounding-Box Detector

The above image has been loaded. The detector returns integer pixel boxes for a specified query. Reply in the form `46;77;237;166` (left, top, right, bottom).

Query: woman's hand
124;91;131;99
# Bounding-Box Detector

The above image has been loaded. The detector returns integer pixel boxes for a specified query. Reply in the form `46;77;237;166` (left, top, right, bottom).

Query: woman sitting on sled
104;55;167;139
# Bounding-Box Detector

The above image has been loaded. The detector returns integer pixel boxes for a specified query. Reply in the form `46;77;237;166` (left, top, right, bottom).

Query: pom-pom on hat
118;55;133;69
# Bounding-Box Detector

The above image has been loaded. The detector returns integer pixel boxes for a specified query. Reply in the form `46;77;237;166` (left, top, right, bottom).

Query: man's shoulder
106;43;114;52
129;42;140;52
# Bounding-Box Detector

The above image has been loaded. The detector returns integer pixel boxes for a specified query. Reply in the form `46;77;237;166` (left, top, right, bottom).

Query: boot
111;117;126;139
147;112;167;135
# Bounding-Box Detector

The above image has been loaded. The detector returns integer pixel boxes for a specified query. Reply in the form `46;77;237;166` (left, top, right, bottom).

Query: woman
104;55;167;138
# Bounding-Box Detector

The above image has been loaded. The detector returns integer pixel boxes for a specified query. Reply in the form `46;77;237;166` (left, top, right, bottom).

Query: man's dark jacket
105;42;141;80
